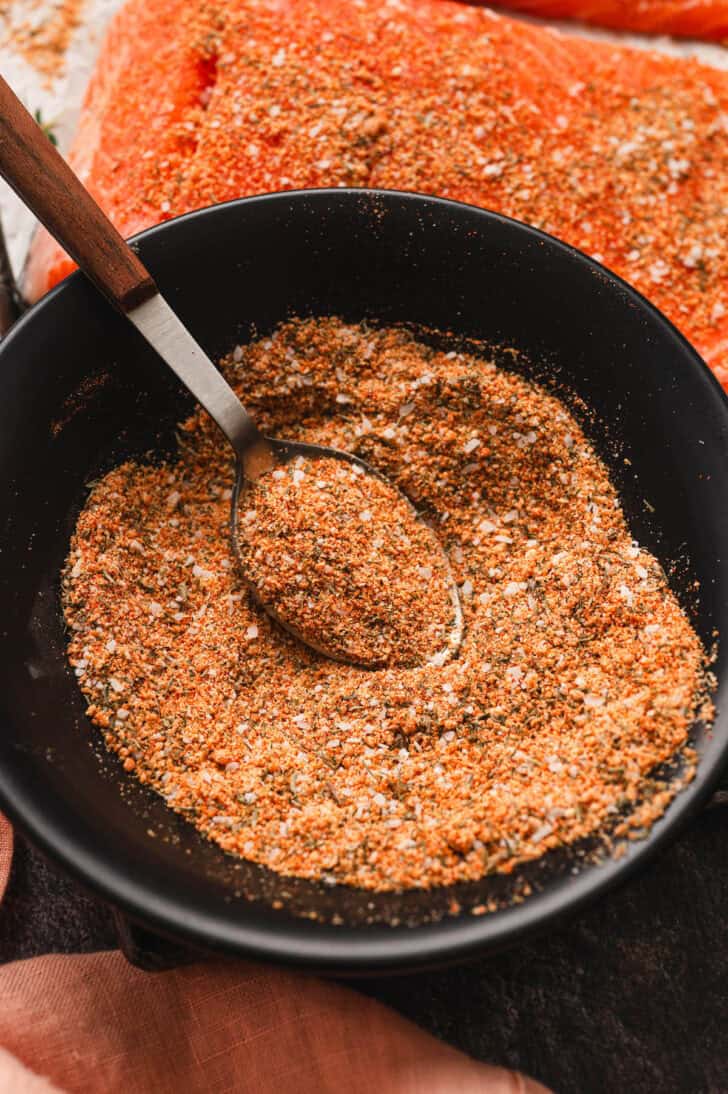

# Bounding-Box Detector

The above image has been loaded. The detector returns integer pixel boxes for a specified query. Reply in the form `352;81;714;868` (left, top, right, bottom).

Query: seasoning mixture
63;318;710;892
238;454;459;668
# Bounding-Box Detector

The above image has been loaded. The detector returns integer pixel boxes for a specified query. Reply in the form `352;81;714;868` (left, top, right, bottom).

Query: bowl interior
0;190;726;971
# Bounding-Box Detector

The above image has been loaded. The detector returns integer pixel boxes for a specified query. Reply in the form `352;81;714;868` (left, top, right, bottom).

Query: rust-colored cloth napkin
0;815;548;1092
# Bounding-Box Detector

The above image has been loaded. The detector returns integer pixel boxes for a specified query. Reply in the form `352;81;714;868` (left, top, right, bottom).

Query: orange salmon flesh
24;0;728;384
491;0;728;41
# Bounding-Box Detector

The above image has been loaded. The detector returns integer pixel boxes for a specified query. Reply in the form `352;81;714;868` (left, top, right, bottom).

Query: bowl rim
1;186;727;972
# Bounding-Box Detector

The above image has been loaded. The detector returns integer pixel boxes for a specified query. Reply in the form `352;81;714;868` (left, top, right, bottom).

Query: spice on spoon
63;318;712;894
238;454;459;667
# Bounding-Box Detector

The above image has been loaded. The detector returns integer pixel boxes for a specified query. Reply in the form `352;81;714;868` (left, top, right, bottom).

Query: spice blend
238;454;460;668
64;319;710;892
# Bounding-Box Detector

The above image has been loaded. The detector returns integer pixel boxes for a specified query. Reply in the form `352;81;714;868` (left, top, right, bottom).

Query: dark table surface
2;800;727;1094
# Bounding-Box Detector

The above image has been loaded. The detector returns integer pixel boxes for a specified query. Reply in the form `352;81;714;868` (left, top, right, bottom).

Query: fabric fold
0;949;549;1093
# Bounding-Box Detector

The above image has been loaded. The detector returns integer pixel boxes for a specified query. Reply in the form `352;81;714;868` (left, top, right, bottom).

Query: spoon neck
126;292;272;469
238;434;277;480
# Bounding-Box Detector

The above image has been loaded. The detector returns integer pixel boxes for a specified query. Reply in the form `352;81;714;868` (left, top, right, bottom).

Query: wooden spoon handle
0;75;157;312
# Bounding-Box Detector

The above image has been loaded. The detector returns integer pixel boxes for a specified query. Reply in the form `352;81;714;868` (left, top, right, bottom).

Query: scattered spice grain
238;454;459;667
63;318;712;893
1;0;85;80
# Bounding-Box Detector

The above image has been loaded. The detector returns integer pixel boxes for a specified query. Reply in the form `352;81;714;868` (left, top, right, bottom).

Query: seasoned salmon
24;0;728;383
492;0;728;42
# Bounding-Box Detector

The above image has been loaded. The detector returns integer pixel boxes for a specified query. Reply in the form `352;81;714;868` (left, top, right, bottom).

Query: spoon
0;74;463;667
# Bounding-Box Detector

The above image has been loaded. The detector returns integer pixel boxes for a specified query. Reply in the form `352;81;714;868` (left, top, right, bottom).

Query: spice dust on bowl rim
0;189;726;973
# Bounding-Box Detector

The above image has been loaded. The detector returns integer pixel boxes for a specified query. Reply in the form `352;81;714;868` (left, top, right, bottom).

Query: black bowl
0;189;727;973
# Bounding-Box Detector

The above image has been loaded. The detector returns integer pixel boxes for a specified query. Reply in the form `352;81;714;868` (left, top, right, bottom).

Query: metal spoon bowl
230;437;464;667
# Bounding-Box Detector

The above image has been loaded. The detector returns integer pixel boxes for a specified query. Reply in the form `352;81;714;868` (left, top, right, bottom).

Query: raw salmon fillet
25;0;728;383
492;0;728;42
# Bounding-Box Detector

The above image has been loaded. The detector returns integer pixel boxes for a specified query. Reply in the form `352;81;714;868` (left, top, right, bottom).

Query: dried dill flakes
238;454;457;667
63;318;711;894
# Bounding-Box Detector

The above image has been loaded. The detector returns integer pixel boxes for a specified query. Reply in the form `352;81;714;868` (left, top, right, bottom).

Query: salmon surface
492;0;728;42
24;0;728;382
